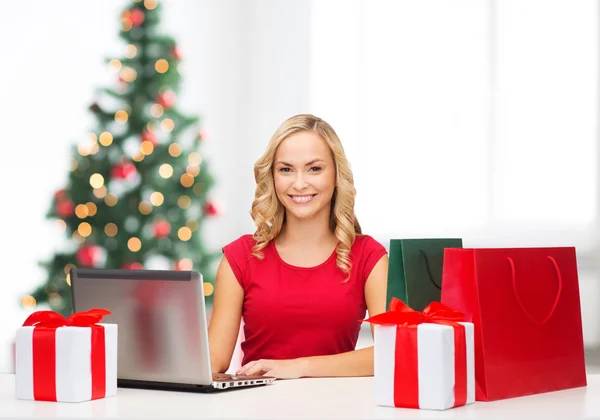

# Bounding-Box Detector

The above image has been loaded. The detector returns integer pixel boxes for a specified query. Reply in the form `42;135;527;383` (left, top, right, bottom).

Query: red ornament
170;46;182;60
56;199;75;218
153;219;171;238
54;189;67;200
204;201;219;217
156;90;176;109
141;130;157;145
110;162;137;180
130;9;145;26
122;262;143;270
173;259;193;271
76;244;103;268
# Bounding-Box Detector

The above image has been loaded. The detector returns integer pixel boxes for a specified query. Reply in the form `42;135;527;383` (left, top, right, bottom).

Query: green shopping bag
386;238;463;311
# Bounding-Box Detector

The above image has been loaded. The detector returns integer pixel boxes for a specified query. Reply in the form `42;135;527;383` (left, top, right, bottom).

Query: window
310;0;598;250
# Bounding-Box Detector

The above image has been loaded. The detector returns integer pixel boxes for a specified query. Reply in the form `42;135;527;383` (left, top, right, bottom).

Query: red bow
22;308;111;328
365;298;468;409
364;298;465;326
22;308;111;402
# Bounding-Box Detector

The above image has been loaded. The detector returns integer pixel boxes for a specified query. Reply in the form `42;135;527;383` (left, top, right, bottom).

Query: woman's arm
237;254;388;378
207;255;244;374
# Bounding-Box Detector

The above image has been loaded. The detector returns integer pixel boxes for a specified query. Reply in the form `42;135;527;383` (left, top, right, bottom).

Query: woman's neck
276;211;336;247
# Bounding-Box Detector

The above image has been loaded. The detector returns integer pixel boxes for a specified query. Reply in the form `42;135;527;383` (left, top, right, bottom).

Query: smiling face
273;130;336;223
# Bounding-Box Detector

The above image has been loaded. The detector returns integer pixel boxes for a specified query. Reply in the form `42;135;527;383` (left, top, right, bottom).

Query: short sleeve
222;234;254;289
360;235;388;283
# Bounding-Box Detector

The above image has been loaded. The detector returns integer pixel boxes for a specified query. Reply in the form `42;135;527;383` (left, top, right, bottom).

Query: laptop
70;267;275;392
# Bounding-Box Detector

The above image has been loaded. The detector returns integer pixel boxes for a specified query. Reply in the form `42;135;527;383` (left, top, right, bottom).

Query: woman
208;114;388;379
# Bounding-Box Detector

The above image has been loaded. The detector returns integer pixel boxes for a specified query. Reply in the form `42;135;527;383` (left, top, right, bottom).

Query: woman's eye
309;166;322;172
279;167;291;172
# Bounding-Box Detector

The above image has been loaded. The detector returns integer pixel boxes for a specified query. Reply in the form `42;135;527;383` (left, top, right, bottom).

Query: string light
72;231;85;244
160;118;175;132
178;195;191;209
144;0;158;10
125;44;138;58
86;202;98;216
89;142;100;155
75;204;89;219
105;223;118;237
132;153;145;162
109;59;122;71
78;222;92;237
64;263;76;275
115;110;129;124
50;294;64;309
178;227;192;241
186;219;199;231
178;258;193;270
78;144;90;157
193;183;205;196
155;59;169;73
20;295;36;309
159;164;173;178
99;132;113;146
150;192;164;206
168;143;182;157
188;152;202;166
122;17;133;32
138;200;152;215
70;158;78;171
66;274;71;286
186;165;200;177
128;237;142;252
56;220;66;231
120;67;137;83
93;186;107;199
150;104;164;118
90;173;104;188
105;193;119;207
140;141;154;155
180;173;194;188
204;282;214;297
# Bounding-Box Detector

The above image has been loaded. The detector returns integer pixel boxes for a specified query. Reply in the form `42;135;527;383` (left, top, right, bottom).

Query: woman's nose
293;174;308;190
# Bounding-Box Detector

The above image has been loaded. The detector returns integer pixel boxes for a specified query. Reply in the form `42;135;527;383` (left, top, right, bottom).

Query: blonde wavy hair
250;114;362;280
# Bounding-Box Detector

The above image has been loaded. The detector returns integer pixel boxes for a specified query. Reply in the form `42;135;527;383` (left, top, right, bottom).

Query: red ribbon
22;308;111;402
364;299;467;409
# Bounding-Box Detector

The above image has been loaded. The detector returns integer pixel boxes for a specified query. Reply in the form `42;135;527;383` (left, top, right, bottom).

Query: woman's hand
237;358;307;379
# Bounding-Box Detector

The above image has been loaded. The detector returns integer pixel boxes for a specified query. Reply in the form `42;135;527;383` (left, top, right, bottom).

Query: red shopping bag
441;247;587;401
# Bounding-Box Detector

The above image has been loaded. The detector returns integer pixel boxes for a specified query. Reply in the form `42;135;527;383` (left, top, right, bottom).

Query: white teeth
291;195;315;203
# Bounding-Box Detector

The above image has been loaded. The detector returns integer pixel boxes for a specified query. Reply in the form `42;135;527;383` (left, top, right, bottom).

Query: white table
0;373;598;419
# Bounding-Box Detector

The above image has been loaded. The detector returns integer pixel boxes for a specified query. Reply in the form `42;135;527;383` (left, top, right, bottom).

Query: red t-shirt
222;234;387;366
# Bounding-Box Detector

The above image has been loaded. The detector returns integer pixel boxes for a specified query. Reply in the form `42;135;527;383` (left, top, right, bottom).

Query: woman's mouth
289;194;317;204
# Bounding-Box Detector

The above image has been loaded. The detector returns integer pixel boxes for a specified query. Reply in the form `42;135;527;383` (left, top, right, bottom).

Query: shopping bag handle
506;255;562;325
419;249;442;290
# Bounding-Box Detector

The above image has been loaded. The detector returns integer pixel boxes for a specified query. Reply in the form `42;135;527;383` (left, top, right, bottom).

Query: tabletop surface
0;373;598;419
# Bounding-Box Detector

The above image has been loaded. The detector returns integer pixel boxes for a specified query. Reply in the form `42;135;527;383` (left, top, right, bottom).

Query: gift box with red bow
364;298;475;410
15;309;117;403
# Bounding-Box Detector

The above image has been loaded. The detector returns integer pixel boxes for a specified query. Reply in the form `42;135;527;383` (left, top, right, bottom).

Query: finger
264;369;277;378
237;360;258;375
244;363;265;376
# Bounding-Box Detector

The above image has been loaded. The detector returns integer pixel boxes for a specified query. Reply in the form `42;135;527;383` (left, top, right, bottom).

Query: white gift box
15;323;118;403
374;322;475;410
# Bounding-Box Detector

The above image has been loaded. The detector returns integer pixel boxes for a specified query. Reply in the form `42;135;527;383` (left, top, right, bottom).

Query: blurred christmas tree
21;0;221;316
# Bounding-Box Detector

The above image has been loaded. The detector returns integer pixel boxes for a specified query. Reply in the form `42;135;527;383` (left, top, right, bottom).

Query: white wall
0;0;311;373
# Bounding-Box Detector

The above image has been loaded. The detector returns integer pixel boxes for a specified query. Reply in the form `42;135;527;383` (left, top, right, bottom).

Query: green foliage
25;0;219;316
